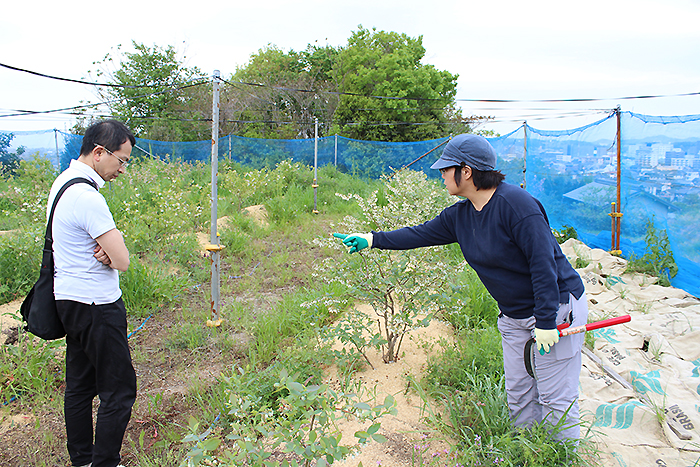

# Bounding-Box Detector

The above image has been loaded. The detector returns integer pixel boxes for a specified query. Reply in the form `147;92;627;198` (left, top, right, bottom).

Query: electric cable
0;81;209;119
0;62;208;89
222;77;700;104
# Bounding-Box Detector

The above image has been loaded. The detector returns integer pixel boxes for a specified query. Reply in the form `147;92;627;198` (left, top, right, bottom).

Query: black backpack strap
44;177;99;249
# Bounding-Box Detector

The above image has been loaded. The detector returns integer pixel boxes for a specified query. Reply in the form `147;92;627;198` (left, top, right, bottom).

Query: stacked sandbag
560;239;700;466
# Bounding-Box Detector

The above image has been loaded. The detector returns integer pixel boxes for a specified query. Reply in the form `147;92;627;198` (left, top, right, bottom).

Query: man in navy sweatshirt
335;134;588;441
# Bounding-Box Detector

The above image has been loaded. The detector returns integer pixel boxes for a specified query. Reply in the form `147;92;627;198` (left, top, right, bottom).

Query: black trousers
57;298;137;467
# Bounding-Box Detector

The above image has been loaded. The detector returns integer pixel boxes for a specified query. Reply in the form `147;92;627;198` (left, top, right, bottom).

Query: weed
167;322;210;351
420;321;594;466
572;244;591;269
121;259;186;319
632;297;653;314
437;267;499;331
584;331;596;350
625;217;678;287
553;225;579;244
0;227;43;304
245;286;334;365
0;325;65;405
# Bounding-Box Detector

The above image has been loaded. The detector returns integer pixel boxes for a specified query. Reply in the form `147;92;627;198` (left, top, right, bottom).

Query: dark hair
80;120;136;156
454;163;505;190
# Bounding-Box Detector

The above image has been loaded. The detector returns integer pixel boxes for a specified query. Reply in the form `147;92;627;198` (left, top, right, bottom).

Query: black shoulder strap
44;177;99;248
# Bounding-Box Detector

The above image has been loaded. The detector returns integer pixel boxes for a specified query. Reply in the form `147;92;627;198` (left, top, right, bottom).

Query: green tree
330;26;470;142
225;28;479;142
0;133;25;177
89;42;210;141
223;43;339;139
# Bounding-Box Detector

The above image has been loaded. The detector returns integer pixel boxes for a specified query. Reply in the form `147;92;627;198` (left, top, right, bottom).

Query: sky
2;0;700;137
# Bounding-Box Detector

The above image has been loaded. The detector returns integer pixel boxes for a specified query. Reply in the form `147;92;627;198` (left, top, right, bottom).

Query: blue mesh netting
55;133;452;179
3;113;699;297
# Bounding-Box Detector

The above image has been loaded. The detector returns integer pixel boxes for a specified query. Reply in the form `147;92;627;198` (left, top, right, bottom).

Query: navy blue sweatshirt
371;182;584;329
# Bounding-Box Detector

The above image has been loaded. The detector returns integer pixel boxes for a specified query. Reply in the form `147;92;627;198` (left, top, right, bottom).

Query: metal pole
312;117;319;214
335;134;338;167
207;70;223;327
54;129;60;170
615;106;622;254
522;121;527;189
610;202;616;251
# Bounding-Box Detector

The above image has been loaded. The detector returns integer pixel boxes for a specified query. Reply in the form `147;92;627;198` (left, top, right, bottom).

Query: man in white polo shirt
48;120;136;467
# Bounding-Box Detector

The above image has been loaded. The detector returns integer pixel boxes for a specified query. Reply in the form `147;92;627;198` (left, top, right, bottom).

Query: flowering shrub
314;169;459;363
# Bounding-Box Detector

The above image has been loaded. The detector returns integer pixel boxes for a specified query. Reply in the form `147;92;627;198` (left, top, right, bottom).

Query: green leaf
367;423;380;435
288;381;304;394
353;402;372;411
202;437;221;452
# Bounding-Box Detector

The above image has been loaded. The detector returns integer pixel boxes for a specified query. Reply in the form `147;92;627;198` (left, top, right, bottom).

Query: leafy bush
553;225;578;244
314;169;458;363
182;369;396;467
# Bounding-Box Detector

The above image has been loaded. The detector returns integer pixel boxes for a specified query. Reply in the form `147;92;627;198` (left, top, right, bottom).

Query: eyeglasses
95;144;129;168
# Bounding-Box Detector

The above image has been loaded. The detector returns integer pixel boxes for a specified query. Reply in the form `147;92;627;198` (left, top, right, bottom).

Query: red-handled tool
524;315;631;379
556;315;631;337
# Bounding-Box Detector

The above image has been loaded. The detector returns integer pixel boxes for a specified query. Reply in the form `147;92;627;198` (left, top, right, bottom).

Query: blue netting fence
3;111;700;296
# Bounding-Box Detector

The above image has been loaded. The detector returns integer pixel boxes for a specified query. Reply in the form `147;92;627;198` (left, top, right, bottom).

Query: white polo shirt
47;159;121;305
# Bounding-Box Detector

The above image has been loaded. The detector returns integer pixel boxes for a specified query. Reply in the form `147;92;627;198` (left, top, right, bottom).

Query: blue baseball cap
430;134;497;171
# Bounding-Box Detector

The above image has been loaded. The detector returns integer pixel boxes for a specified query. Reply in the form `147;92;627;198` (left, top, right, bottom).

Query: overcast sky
2;0;699;136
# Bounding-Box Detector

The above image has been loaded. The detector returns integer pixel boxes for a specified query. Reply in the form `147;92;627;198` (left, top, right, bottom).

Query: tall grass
121;259;188;319
0;328;65;405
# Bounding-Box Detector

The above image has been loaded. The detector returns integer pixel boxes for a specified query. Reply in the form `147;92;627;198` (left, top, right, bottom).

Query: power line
0;82;209;119
5;61;700;106
0;62;154;88
223;77;700;104
454;91;700;103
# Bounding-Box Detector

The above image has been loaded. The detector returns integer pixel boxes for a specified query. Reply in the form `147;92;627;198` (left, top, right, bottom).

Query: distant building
563;179;678;220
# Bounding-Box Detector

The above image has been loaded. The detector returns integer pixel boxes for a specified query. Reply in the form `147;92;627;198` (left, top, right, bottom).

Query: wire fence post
522;121;527;189
312;117;319;214
614;106;623;254
206;70;224;327
54;129;60;170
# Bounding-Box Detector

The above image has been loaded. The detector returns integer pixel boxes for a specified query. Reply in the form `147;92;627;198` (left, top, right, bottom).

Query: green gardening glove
332;232;373;254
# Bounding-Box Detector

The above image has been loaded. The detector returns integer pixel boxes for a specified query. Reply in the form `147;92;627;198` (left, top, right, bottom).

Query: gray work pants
497;293;588;440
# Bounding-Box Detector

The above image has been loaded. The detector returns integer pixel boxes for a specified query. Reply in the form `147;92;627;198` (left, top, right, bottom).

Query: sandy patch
0;414;35;436
195;207;269;250
0;299;22;336
326;303;454;466
243;205;269;227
